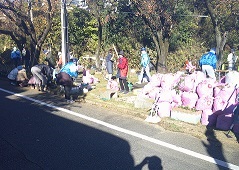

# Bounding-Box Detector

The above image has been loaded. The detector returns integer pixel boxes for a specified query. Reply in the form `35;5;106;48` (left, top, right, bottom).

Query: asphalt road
0;78;239;170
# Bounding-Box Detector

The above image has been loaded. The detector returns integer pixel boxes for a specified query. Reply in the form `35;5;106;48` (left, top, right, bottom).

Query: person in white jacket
227;49;238;71
8;65;28;86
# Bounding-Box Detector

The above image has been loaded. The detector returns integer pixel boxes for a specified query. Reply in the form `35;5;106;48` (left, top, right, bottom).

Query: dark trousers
119;78;129;92
23;59;30;71
56;72;73;100
12;58;21;68
64;86;72;100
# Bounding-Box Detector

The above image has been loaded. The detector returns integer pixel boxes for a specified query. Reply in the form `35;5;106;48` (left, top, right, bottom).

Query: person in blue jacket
137;47;152;84
11;47;21;68
199;48;217;80
56;58;80;103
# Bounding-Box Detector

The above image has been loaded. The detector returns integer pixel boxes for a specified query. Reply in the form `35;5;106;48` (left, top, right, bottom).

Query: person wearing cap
199;48;217;80
11;47;21;68
44;50;56;69
105;49;114;80
117;51;129;94
56;58;81;103
227;49;238;71
137;47;151;84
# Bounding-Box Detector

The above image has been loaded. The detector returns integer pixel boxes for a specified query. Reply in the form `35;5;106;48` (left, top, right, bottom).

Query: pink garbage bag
217;85;236;104
161;73;175;90
201;109;213;126
196;80;214;98
83;76;93;84
142;83;154;95
156;101;171;118
28;76;36;85
148;87;161;99
192;71;207;86
150;74;162;87
213;86;222;97
173;71;184;85
181;91;198;108
178;75;195;92
156;89;173;103
195;95;213;111
171;89;182;107
212;96;226;113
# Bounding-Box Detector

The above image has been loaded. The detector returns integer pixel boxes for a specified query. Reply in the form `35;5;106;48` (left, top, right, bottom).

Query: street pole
61;0;69;66
28;0;33;22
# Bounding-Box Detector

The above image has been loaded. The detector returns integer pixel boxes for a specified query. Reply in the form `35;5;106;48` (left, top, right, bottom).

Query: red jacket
117;56;128;78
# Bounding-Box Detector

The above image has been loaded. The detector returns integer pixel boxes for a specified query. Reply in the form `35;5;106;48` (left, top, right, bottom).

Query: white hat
210;48;216;54
58;52;62;56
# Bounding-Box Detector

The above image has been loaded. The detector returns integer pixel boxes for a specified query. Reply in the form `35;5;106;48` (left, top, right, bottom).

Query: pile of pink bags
142;71;239;133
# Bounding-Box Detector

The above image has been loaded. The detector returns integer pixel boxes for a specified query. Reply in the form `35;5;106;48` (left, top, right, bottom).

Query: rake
145;92;161;123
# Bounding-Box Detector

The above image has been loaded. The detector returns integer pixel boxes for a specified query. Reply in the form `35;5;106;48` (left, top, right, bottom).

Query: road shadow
202;127;228;170
0;86;164;169
135;156;163;170
0;92;135;169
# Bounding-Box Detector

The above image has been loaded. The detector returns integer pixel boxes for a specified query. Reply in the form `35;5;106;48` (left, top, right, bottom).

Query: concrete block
100;90;118;100
134;97;154;109
171;109;202;125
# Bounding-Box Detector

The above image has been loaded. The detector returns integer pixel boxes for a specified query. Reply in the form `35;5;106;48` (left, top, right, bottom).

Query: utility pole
28;0;33;22
61;0;69;66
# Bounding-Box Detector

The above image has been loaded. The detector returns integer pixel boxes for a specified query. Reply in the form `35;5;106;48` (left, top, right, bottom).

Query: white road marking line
1;87;239;170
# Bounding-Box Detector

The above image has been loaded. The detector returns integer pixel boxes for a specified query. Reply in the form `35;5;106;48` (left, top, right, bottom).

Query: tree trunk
204;0;228;70
216;30;228;69
95;17;102;69
152;29;169;72
31;45;41;67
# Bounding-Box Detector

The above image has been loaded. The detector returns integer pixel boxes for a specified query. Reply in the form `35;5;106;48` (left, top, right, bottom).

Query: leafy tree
170;1;199;50
44;10;62;59
68;7;98;58
131;0;177;71
0;0;57;66
165;0;204;72
196;0;239;68
86;0;119;69
0;34;12;53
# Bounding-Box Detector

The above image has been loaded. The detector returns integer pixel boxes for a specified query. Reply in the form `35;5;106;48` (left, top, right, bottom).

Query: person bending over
56;58;81;103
